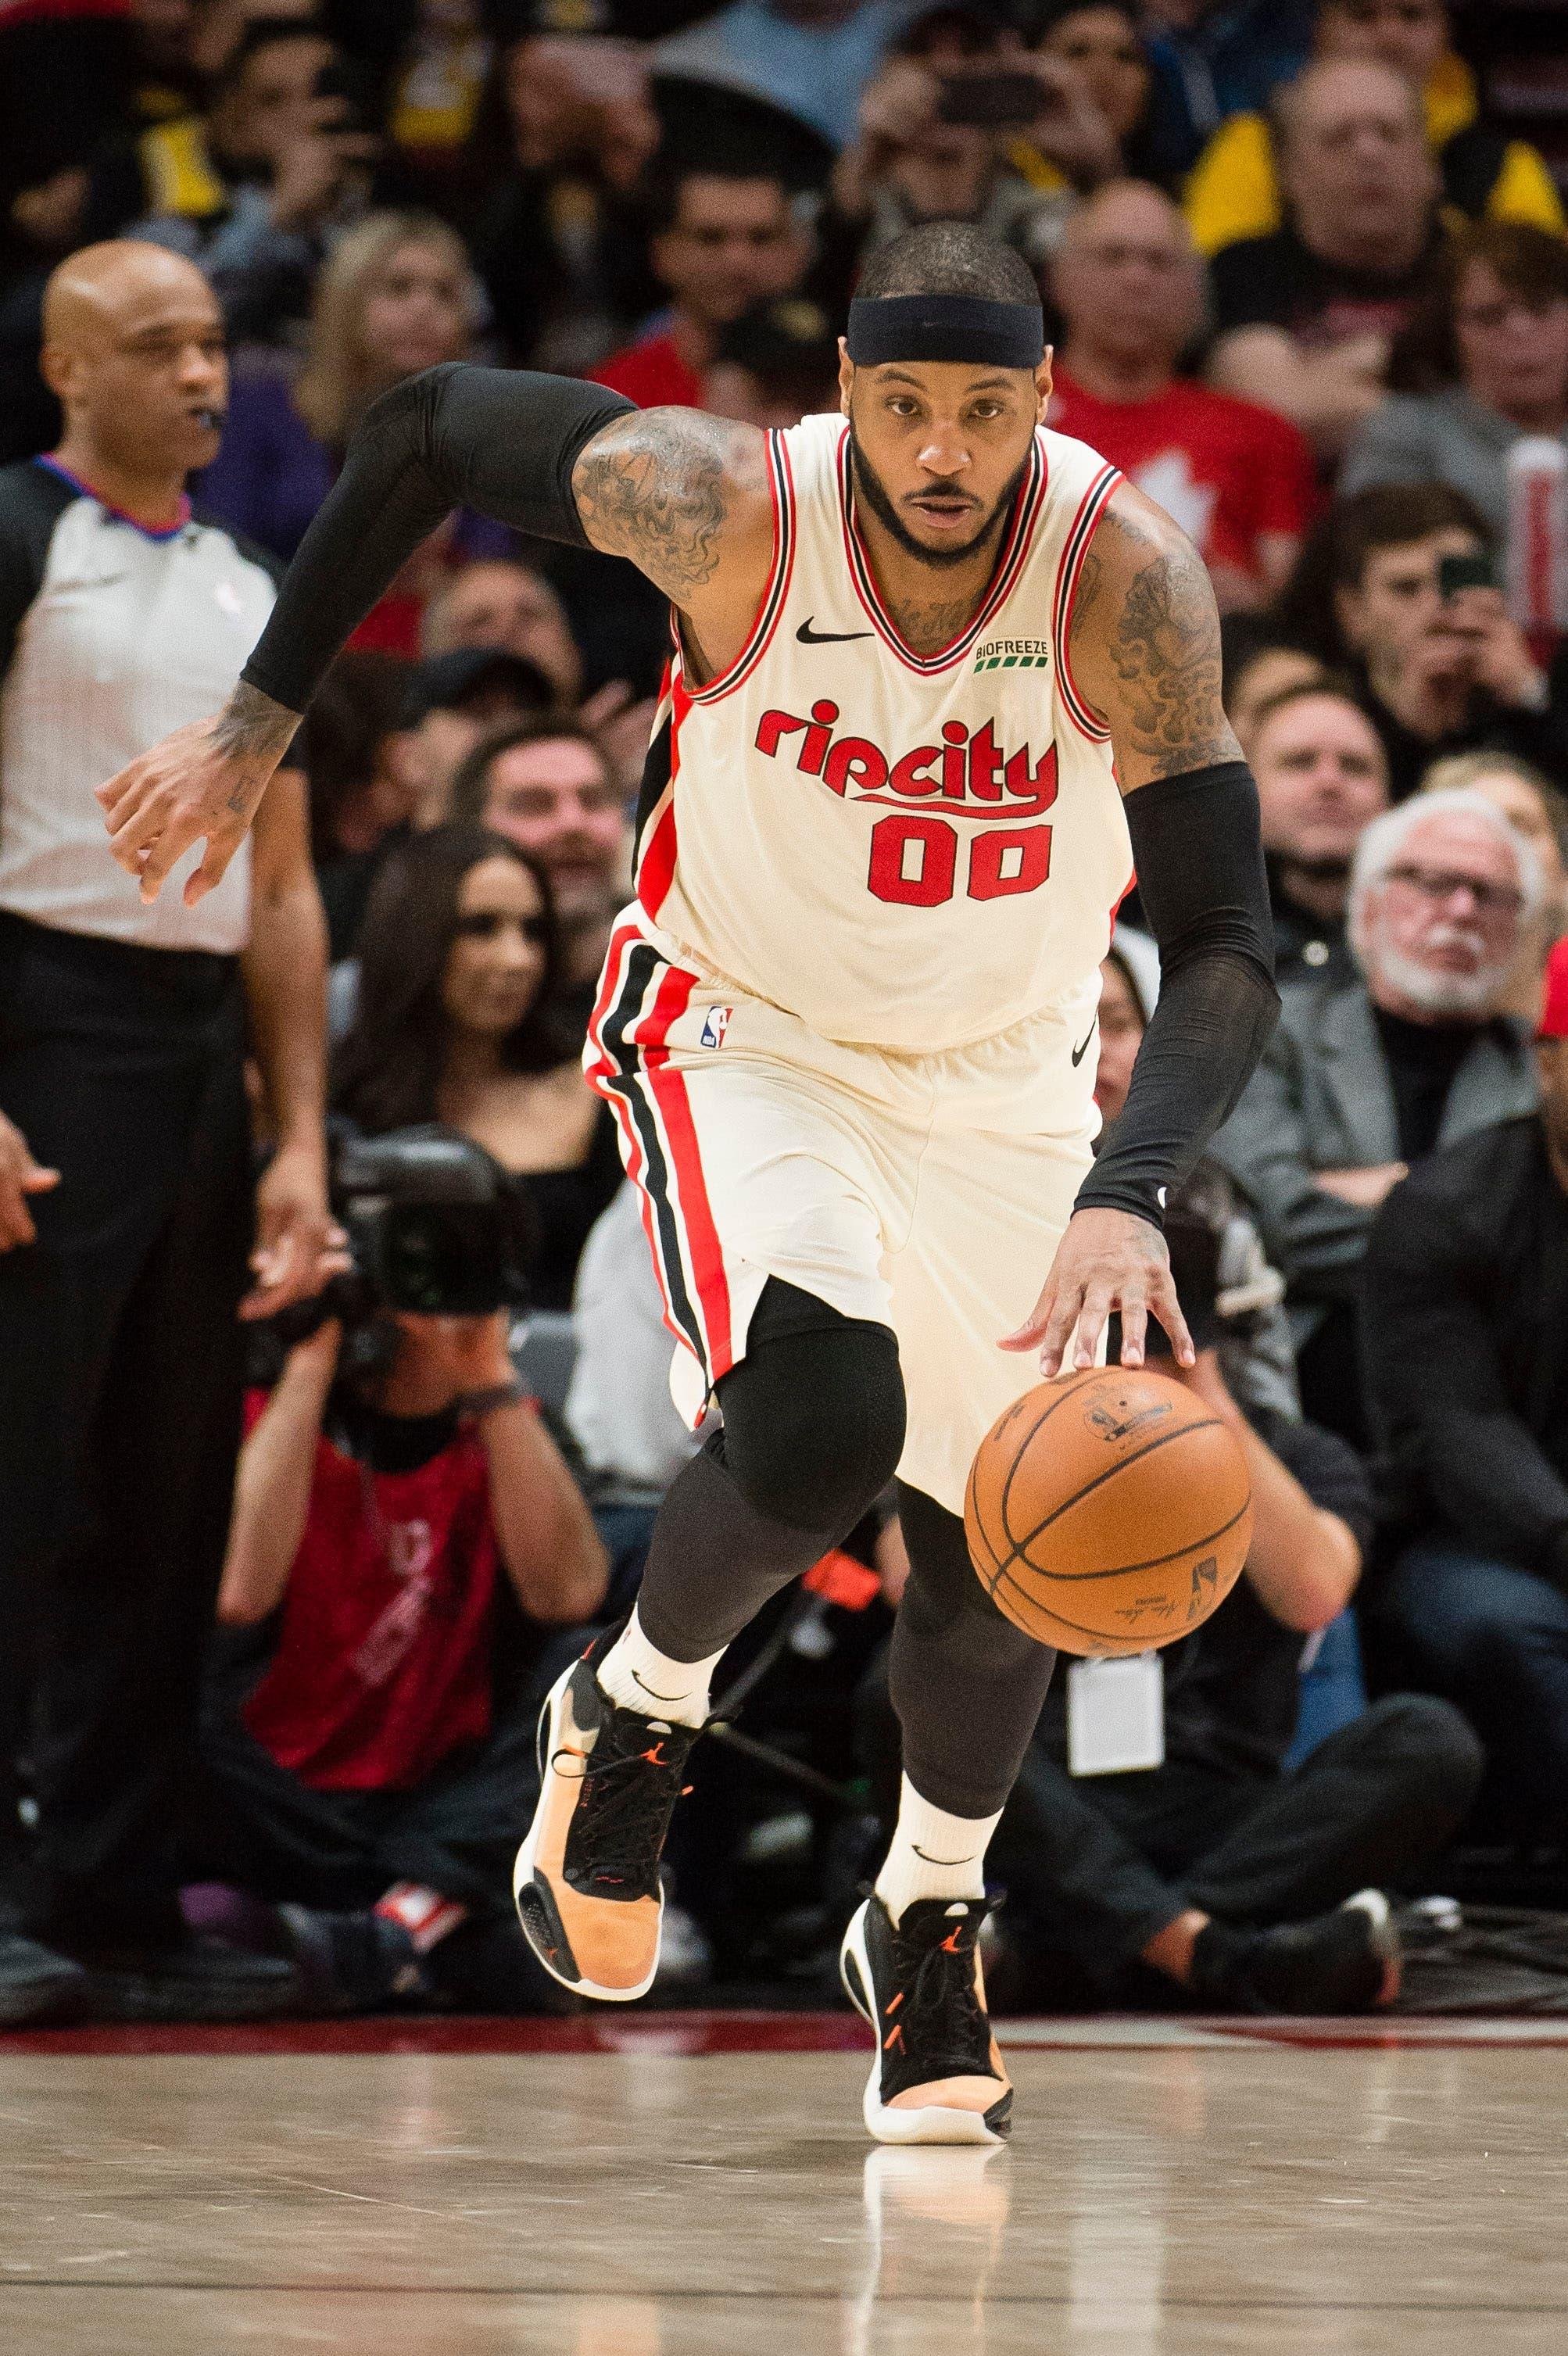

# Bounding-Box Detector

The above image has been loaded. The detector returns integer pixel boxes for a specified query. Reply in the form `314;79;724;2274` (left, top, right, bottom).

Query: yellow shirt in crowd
1183;53;1565;256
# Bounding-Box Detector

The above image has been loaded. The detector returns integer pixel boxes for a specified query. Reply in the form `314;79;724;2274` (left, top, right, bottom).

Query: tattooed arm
98;367;773;901
571;407;775;682
1065;482;1240;792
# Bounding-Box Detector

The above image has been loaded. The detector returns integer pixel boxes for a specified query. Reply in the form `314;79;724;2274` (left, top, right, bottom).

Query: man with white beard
1213;789;1542;1442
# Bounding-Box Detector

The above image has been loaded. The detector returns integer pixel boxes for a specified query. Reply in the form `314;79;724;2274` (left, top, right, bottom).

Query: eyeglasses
454;911;551;944
1382;864;1522;918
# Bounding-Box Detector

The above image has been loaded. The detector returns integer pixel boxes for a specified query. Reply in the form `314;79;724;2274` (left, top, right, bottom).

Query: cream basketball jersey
631;412;1133;1054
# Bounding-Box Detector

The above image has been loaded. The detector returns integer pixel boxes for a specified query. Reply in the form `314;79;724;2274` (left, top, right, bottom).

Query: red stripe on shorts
585;927;686;1350
639;961;736;1384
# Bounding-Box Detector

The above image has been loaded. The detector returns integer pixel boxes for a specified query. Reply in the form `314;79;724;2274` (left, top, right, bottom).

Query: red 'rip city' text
755;701;1058;818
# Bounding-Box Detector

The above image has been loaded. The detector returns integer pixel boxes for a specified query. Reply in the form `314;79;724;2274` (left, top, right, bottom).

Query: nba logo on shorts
700;1004;733;1049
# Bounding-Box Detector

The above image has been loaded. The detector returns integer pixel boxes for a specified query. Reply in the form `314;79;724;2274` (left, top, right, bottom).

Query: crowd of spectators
2;0;1568;2024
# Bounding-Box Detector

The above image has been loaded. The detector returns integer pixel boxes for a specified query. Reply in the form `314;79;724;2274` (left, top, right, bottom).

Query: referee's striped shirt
0;456;279;954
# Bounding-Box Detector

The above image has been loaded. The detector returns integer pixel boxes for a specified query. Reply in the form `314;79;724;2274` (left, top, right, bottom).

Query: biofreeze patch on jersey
973;636;1051;671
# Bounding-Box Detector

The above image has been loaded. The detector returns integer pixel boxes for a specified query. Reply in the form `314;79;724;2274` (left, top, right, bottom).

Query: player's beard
848;429;1029;571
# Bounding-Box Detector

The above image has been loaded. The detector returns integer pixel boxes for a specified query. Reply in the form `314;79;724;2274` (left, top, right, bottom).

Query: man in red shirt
201;1304;608;2010
1048;179;1316;611
588;161;811;411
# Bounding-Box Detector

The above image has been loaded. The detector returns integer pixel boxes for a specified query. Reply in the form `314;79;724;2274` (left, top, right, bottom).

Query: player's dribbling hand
1001;1206;1194;1378
97;715;279;906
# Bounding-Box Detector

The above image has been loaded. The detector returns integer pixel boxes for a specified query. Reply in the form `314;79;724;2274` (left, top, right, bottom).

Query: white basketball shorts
585;912;1102;1516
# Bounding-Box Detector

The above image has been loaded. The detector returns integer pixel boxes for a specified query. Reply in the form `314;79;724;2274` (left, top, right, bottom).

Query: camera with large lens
267;1126;534;1347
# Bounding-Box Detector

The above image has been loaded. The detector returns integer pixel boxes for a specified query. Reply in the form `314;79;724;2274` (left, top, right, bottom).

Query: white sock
875;1776;1001;1925
595;1606;725;1729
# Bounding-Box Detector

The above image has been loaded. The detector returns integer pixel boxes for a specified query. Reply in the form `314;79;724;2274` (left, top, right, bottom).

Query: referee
0;243;335;2021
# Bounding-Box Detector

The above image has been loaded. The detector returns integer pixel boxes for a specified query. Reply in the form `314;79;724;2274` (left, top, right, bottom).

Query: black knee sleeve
711;1279;905;1535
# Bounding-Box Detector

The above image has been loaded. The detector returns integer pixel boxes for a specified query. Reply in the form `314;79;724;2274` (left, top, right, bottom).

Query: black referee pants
0;912;252;1944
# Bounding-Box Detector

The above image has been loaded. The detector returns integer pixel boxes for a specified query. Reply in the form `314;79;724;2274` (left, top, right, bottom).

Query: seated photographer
972;1148;1477;2014
857;955;1477;2011
859;975;1480;2010
200;1131;610;2014
334;825;621;1312
982;1305;1479;2015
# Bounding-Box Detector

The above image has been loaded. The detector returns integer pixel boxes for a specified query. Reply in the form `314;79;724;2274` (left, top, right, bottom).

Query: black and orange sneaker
512;1637;698;2003
840;1894;1012;2147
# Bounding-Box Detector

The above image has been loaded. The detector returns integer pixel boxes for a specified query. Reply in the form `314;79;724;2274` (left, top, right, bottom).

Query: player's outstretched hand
97;687;296;906
1001;1206;1194;1378
98;716;261;904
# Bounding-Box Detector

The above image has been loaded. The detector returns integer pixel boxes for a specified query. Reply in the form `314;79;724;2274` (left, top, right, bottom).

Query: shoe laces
883;1907;993;2077
553;1709;694;1897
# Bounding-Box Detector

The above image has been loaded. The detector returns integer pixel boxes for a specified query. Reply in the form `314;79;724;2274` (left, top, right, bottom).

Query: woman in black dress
334;824;621;1310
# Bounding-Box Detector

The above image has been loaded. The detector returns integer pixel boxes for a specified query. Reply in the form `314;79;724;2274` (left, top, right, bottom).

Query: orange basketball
965;1366;1252;1656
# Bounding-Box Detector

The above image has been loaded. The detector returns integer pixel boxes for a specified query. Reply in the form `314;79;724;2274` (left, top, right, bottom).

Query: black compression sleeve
1075;759;1279;1230
239;364;635;715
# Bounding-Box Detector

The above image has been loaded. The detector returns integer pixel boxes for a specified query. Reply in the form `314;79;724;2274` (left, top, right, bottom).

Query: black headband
846;292;1044;371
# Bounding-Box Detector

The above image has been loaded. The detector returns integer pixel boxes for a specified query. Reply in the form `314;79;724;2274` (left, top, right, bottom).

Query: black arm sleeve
1076;760;1280;1230
239;364;635;716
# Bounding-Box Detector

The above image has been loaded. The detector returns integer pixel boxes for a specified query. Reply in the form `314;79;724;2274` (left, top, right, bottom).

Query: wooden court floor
4;2012;1568;2354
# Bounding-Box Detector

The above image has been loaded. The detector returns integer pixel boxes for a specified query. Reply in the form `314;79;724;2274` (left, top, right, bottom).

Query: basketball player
98;224;1278;2144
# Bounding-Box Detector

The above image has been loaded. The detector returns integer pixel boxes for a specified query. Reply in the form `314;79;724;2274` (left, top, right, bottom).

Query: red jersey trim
684;431;797;707
634;668;678;922
1052;462;1121;742
835;425;1049;675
